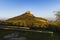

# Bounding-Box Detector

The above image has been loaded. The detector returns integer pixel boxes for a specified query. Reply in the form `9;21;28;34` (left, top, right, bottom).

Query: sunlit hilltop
6;11;48;27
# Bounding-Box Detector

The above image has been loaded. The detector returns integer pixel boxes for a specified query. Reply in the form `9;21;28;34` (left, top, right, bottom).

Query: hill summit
24;10;34;16
7;11;35;20
6;11;48;27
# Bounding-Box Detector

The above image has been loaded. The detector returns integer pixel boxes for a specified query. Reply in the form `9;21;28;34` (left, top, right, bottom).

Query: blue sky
0;0;60;19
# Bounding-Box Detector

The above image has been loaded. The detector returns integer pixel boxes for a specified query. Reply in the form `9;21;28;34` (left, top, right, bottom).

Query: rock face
6;11;48;27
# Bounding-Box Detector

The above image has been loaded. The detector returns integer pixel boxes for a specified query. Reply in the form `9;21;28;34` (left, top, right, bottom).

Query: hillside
6;11;48;27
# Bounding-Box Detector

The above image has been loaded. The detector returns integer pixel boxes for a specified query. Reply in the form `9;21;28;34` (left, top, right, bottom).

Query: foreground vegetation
0;29;57;40
0;29;60;40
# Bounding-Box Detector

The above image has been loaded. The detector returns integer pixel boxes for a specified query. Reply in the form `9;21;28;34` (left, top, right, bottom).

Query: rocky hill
6;11;48;27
